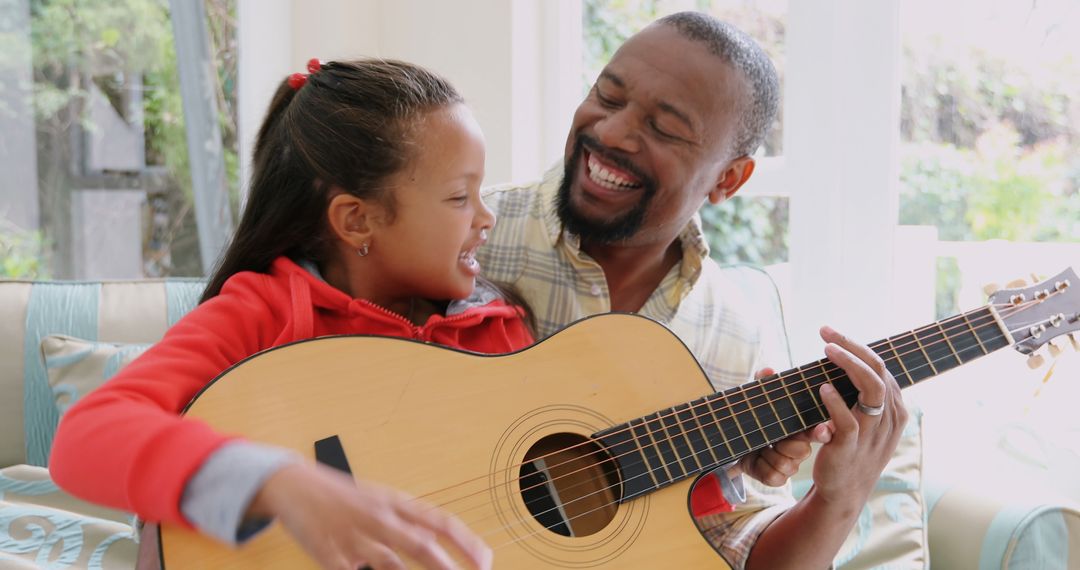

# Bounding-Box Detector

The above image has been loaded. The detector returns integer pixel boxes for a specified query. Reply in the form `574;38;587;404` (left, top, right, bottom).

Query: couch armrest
925;479;1080;569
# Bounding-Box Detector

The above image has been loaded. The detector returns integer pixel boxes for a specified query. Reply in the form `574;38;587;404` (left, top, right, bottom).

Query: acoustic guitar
159;268;1080;568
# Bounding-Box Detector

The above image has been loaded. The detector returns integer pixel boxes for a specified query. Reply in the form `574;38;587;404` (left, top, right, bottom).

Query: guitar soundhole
518;433;622;538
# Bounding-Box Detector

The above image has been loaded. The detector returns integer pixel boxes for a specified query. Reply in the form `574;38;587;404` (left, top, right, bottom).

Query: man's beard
556;135;657;244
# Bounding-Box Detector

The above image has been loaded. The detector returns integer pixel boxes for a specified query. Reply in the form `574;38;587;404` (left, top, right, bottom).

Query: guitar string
420;298;1047;525
467;305;1052;537
417;301;1012;510
437;299;1061;534
477;307;1066;548
417;296;1051;516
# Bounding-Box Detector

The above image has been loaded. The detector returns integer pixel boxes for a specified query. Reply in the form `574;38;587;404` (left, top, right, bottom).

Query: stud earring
357;243;369;257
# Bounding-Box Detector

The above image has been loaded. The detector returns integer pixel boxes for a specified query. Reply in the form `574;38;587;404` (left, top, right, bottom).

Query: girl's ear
327;191;379;249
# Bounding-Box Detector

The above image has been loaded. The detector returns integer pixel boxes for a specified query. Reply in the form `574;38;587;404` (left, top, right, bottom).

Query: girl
49;59;533;570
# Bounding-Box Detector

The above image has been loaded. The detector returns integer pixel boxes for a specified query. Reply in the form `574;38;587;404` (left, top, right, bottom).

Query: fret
822;363;858;409
777;371;809;432
643;413;683;481
683;399;722;466
669;404;706;473
594;424;655;499
974;307;1011;352
935;321;963;364
917;325;958;372
910;329;940;375
795;363;828;426
945;314;987;364
662;406;700;473
960;311;990;354
743;382;786;446
704;393;746;458
628;418;664;488
725;387;761;452
895;332;934;383
882;336;914;387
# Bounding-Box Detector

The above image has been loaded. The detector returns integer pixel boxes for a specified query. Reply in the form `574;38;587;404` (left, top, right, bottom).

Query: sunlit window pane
0;0;238;279
899;0;1080;318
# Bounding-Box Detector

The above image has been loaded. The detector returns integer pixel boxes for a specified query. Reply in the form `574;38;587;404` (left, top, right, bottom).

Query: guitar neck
595;305;1012;501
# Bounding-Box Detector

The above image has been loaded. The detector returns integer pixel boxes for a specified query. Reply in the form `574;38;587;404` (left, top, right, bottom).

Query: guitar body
160;314;732;569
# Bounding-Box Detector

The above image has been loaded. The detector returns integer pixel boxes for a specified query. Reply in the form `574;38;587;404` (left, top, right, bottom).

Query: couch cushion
0;279;205;468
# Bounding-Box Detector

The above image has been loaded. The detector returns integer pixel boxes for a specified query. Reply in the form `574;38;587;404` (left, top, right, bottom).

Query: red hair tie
287;73;307;90
288;58;324;91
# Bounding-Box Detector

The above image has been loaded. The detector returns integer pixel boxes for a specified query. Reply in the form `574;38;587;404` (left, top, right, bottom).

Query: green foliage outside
899;30;1080;316
0;217;49;279
17;0;238;277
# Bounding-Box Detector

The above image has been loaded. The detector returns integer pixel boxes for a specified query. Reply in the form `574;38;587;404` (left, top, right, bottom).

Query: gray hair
657;11;780;157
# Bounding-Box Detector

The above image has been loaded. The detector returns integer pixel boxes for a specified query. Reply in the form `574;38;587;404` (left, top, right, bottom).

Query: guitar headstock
988;267;1080;363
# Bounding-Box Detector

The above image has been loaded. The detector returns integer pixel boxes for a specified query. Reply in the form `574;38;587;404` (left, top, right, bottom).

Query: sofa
2;268;1078;569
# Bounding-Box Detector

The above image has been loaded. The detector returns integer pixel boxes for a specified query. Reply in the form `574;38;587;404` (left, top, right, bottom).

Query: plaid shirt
478;165;796;569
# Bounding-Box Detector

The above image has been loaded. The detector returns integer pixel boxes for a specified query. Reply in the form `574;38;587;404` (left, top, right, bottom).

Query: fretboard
594;305;1011;501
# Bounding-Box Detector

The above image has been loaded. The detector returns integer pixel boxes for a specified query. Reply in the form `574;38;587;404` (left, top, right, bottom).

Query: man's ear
326;192;378;249
707;156;755;205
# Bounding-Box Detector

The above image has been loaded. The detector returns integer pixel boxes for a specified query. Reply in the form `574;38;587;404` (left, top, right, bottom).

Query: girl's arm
49;271;284;526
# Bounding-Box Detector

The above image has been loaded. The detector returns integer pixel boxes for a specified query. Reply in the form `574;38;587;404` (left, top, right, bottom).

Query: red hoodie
49;257;533;525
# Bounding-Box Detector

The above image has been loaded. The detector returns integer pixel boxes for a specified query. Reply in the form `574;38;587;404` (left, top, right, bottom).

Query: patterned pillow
791;401;927;569
39;335;150;414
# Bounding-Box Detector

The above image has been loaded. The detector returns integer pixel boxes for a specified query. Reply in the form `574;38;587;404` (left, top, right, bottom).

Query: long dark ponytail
200;59;463;302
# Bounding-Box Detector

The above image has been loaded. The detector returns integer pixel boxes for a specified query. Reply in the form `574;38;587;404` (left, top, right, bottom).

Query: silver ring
857;401;885;416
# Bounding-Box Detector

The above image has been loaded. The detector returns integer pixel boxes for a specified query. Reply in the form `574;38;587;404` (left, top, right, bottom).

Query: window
0;0;239;279
898;0;1080;480
899;0;1080;318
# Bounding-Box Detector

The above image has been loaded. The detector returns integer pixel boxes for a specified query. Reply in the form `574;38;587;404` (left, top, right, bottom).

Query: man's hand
732;368;832;487
810;326;907;504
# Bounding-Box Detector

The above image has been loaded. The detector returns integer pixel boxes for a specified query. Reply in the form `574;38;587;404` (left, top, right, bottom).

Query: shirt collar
537;162;565;246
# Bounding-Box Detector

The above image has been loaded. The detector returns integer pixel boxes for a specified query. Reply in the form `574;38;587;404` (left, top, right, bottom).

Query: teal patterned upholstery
20;280;204;467
22;284;100;467
1;278;203;569
0;464;136;569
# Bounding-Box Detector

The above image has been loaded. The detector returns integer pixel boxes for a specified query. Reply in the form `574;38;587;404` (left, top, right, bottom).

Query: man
478;11;907;570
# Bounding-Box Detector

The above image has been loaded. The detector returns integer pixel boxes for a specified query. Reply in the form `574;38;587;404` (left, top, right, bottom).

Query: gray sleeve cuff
180;441;299;545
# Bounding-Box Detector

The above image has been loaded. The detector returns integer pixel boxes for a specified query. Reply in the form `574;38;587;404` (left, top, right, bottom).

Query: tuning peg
1048;341;1063;358
1027;353;1046;369
1007;278;1029;289
1031;273;1042;284
1069;333;1080;352
983;282;1001;296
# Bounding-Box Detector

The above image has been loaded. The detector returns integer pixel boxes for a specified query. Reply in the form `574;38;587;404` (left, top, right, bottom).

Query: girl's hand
248;462;492;570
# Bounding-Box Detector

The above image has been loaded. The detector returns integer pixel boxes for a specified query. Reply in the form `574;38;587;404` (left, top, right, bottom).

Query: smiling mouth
585;150;644;191
459;238;485;272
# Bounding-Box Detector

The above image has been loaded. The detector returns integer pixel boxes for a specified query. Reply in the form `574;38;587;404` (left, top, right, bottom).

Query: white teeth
587;155;641;190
